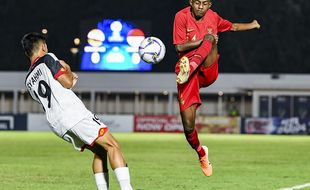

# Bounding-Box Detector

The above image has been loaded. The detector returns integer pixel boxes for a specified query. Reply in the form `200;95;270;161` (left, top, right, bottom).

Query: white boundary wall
27;114;134;132
2;72;310;93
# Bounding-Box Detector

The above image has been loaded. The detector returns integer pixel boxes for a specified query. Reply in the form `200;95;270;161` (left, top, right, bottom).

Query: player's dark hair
21;32;46;58
191;0;212;2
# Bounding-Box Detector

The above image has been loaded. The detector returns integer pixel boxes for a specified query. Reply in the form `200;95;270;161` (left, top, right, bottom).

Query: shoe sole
176;56;190;84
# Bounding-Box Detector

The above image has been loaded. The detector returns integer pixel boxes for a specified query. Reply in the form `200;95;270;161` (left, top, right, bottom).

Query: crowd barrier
0;114;309;135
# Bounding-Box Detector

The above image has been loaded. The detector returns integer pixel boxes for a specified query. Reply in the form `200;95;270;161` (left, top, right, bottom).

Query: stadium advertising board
134;116;240;133
27;114;50;131
134;115;183;133
196;116;240;134
244;117;310;135
28;114;134;132
97;115;134;132
0;114;27;131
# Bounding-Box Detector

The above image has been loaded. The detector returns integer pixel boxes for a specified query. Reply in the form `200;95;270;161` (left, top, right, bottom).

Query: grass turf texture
0;132;309;190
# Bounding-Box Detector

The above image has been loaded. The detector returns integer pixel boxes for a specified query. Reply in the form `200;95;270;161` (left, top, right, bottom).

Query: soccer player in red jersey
173;0;260;176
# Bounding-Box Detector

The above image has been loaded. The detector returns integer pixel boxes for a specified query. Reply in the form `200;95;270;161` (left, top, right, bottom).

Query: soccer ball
138;37;166;64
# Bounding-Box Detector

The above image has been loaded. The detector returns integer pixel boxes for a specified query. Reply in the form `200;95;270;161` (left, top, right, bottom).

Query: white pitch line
279;183;310;190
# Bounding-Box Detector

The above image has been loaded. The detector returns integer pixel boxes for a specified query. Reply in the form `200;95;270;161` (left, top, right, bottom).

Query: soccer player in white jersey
22;32;133;190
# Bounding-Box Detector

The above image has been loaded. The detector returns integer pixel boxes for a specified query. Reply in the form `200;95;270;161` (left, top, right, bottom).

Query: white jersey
25;53;92;137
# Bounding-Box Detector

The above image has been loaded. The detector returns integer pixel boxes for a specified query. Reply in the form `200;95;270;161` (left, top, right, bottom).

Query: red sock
185;128;206;158
188;40;213;76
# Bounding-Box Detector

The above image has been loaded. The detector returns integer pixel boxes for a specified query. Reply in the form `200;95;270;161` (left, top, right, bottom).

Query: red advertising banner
134;115;183;133
134;115;241;133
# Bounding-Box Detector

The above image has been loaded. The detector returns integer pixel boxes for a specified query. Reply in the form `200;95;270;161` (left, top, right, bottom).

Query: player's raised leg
176;34;215;84
180;105;212;176
94;131;133;190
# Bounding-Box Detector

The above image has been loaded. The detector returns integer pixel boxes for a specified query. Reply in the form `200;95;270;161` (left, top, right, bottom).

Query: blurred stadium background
0;0;310;189
0;0;309;134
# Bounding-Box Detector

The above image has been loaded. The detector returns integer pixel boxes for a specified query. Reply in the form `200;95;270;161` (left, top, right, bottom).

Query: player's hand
59;60;71;72
252;20;260;29
72;72;78;80
71;77;78;89
70;72;78;89
203;34;215;44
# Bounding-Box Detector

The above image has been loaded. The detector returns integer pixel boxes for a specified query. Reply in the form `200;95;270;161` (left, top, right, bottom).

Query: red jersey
173;7;232;58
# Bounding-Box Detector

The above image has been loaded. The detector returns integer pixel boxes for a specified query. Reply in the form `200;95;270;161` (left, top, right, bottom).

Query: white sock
94;172;109;190
114;167;133;190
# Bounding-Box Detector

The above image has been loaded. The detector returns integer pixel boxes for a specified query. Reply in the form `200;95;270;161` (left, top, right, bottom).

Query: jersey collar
31;56;41;67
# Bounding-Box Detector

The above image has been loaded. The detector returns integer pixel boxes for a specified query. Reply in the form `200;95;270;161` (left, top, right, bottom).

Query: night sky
1;0;309;73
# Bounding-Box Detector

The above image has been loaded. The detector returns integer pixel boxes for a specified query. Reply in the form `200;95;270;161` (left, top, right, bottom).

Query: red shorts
175;57;219;112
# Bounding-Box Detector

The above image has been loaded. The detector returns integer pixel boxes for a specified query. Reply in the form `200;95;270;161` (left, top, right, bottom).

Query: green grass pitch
0;132;309;190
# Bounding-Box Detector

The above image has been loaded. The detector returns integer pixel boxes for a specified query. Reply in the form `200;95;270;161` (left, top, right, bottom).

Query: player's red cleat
199;146;213;177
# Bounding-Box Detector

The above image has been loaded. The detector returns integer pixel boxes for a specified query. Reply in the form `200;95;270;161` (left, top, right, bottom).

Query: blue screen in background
80;19;152;71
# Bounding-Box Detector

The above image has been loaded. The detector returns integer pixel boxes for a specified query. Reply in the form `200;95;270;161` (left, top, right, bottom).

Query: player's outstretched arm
175;39;203;53
231;20;260;31
57;60;78;89
175;34;215;53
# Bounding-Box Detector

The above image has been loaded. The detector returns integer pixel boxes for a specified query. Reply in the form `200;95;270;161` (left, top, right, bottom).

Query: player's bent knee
199;65;218;87
182;118;195;132
207;72;218;85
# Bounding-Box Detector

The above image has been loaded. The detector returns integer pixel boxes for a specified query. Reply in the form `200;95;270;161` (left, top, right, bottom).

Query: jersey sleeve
43;53;66;79
217;13;233;33
173;12;187;45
